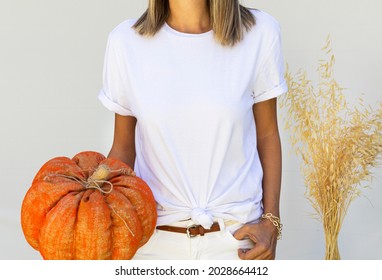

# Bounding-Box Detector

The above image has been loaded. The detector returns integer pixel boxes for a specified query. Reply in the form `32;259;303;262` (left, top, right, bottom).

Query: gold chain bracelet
261;213;283;240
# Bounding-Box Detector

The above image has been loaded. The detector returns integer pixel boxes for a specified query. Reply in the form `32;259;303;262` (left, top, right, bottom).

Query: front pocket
224;224;255;249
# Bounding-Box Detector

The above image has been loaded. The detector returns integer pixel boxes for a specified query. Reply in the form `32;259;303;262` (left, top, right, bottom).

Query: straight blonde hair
133;0;256;47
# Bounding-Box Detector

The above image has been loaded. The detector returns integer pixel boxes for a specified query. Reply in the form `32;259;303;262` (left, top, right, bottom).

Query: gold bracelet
261;213;283;240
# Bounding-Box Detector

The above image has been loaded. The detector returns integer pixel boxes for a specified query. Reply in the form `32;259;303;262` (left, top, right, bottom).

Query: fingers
238;244;275;260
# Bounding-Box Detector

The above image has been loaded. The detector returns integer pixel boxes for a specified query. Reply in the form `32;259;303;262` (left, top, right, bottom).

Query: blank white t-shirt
98;9;287;229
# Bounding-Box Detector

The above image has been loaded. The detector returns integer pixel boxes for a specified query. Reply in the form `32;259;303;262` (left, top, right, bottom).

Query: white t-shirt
98;9;287;229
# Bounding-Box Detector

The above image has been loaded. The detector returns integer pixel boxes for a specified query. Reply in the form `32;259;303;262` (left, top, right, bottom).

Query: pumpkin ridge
75;189;113;259
70;192;82;260
73;189;94;259
39;190;85;257
39;192;83;259
32;157;87;184
21;180;84;250
114;184;157;247
106;191;143;259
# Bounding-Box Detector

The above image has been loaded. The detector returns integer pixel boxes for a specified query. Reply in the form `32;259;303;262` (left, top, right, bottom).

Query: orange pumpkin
21;151;157;260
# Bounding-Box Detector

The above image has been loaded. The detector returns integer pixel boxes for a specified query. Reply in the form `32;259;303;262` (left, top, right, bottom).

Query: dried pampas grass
279;36;382;259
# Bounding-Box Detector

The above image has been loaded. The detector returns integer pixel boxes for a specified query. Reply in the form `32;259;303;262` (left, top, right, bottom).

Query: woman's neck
167;0;211;34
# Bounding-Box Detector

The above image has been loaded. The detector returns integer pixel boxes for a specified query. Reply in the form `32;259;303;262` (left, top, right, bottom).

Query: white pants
133;219;256;260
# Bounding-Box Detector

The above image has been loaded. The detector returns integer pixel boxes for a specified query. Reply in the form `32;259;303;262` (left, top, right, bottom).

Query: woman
98;0;287;260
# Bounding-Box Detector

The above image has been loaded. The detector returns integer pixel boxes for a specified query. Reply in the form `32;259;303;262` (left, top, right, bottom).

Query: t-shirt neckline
163;22;213;38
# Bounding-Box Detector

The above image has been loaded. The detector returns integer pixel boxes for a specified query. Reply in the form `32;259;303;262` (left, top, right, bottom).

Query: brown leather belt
156;222;220;238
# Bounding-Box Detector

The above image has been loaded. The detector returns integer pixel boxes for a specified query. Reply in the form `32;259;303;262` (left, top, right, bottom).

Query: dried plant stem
279;35;382;259
323;215;341;260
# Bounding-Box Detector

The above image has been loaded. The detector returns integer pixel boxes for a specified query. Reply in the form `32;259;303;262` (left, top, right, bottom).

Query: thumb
233;225;252;240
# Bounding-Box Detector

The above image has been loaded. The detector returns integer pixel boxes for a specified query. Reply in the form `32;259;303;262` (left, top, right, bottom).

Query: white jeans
132;219;256;260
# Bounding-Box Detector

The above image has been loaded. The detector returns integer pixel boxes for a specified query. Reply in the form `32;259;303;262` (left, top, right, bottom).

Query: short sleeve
98;32;134;116
251;26;288;104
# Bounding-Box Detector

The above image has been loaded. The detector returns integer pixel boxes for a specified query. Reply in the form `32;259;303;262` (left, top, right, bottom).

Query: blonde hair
133;0;256;47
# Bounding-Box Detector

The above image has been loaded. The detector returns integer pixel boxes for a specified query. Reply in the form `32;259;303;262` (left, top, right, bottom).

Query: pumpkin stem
89;164;111;181
86;165;113;193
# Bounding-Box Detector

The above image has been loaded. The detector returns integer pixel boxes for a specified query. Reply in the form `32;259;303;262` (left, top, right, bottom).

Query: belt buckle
186;224;199;238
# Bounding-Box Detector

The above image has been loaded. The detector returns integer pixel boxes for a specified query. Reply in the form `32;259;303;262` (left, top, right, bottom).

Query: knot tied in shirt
190;208;214;229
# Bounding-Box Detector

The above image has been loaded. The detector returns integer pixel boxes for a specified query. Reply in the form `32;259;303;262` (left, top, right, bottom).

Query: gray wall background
1;0;381;259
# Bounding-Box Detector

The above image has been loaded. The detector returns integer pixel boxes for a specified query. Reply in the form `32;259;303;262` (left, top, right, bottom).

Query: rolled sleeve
252;25;288;104
253;80;288;104
98;88;134;116
98;31;134;116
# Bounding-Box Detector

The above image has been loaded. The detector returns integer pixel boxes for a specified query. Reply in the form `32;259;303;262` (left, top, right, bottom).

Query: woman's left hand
233;219;278;260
